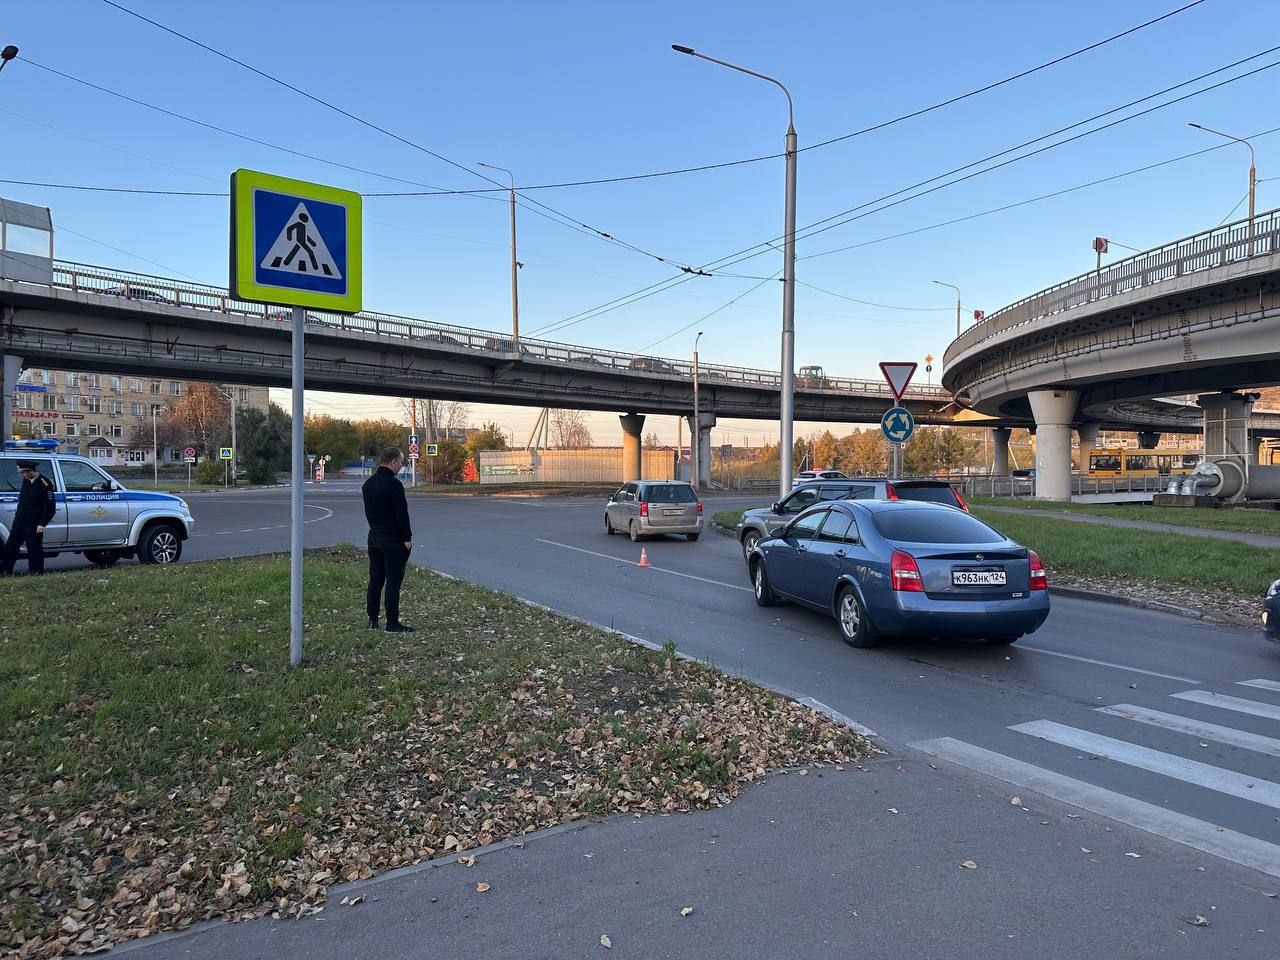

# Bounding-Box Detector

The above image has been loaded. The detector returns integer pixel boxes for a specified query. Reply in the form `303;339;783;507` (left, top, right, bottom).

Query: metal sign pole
290;304;305;668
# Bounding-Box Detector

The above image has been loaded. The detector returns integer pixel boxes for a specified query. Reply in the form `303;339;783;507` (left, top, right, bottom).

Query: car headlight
1268;579;1280;599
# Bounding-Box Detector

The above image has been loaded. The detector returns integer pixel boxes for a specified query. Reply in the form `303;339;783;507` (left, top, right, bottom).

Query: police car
1;439;195;566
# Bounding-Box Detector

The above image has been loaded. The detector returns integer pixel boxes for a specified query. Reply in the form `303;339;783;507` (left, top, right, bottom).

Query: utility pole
932;280;962;339
478;163;520;342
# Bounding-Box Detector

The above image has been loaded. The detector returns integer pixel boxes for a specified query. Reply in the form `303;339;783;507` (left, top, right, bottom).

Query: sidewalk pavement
119;754;1277;960
978;504;1280;549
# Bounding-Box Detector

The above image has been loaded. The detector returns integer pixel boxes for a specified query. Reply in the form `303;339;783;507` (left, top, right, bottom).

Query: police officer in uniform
362;446;415;632
2;460;57;575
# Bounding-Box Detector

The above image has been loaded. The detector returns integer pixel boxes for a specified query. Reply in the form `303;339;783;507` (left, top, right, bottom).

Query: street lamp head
1188;122;1204;130
671;44;695;55
0;45;18;71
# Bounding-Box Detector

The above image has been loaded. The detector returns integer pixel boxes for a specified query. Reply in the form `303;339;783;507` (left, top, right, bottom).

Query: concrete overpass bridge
943;208;1280;498
0;254;1276;487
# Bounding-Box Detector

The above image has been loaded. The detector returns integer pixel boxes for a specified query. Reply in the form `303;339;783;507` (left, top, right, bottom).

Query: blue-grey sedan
747;500;1049;647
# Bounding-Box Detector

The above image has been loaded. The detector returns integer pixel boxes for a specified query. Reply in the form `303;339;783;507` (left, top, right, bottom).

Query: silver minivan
604;480;702;542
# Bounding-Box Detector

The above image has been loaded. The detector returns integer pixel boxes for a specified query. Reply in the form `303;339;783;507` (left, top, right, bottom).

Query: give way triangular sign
879;361;918;401
260;202;342;279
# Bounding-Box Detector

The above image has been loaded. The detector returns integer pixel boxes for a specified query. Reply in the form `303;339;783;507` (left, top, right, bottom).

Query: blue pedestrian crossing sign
230;169;362;313
426;443;440;457
880;406;915;444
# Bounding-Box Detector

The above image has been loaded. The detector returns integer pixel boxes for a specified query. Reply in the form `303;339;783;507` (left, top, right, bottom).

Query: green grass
968;496;1280;537
971;508;1276;599
0;548;869;954
713;507;759;529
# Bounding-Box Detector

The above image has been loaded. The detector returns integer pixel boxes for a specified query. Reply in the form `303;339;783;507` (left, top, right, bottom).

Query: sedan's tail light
1029;549;1047;590
696;500;703;515
953;487;969;511
885;483;899;500
639;501;649;518
890;550;924;592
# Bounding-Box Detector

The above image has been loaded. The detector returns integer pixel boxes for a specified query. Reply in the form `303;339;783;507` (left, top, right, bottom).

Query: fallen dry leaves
0;551;875;958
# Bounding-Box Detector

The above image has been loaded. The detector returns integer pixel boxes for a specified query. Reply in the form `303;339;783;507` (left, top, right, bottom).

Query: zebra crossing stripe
1172;690;1280;723
1010;720;1280;809
1097;704;1280;759
1237;679;1280;693
913;737;1280;879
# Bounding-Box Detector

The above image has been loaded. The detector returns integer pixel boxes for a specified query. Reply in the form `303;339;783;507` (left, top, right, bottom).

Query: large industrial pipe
1190;461;1280;500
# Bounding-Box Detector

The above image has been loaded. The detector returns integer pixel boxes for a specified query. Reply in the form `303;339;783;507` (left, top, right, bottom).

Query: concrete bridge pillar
1253;436;1264;465
686;412;716;488
1137;431;1161;449
1027;389;1079;501
619;413;645;483
1076;423;1101;473
1198;391;1255;461
991;427;1011;476
2;354;22;441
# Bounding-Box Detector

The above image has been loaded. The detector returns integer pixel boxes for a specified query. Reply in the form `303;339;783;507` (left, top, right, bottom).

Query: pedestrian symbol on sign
261;203;342;278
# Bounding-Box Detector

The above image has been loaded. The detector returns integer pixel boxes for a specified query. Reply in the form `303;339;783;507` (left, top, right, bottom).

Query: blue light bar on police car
3;439;60;450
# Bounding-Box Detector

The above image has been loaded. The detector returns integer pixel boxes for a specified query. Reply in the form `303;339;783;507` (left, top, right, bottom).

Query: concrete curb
711;523;1231;627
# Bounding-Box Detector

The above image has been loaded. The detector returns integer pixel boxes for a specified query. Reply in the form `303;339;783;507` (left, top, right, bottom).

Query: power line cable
363;0;1211;195
96;0;696;270
636;273;782;353
532;46;1278;335
536;121;1280;337
796;281;952;311
797;125;1280;261
796;0;1211;156
784;52;1280;252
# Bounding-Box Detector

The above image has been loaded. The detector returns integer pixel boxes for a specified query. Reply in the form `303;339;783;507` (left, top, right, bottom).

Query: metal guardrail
945;207;1280;367
958;475;1168;498
30;260;949;401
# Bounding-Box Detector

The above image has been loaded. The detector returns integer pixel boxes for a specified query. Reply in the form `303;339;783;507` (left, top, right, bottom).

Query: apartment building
10;368;269;466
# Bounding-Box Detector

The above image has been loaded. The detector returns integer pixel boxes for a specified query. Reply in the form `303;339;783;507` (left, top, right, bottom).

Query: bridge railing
44;260;948;401
945;207;1280;367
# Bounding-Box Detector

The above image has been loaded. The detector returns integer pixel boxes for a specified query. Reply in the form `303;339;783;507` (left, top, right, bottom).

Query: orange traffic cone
638;547;650;567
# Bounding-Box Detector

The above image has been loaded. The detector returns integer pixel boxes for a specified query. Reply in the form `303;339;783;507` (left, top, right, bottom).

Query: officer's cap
15;460;37;470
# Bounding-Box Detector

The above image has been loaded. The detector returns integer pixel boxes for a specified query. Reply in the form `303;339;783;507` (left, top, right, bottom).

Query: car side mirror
772;501;782;514
110;481;120;491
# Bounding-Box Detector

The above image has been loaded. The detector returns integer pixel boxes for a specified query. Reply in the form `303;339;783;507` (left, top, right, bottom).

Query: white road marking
1238;679;1280;693
1172;690;1280;723
535;538;752;592
1017;645;1202;684
1011;719;1280;809
913;737;1280;879
1098;704;1280;759
192;505;333;538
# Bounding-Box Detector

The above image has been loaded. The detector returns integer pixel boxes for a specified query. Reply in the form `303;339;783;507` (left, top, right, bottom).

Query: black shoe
368;617;379;629
385;622;416;633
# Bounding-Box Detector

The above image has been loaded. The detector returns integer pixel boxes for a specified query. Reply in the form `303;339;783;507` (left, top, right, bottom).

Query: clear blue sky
3;0;1275;445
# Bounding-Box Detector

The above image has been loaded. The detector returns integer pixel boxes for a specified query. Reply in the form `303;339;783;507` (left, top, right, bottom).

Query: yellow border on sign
230;168;362;313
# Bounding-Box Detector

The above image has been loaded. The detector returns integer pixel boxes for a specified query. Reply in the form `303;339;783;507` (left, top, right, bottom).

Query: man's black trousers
367;539;409;624
1;525;44;575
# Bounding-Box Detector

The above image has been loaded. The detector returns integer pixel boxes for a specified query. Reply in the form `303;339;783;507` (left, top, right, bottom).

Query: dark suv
732;478;967;561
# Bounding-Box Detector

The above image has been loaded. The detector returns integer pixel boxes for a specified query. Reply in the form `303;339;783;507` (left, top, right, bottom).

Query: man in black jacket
2;459;57;575
363;447;415;632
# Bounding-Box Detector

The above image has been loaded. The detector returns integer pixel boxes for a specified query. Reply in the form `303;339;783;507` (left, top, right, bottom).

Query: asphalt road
62;484;1280;957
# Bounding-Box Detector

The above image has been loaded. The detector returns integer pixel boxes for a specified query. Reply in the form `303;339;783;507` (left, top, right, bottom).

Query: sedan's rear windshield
872;508;1003;544
644;484;697;503
894;483;959;506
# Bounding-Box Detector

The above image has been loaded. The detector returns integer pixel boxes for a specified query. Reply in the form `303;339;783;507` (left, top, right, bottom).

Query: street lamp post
478;162;520;342
692;331;702;490
932;280;962;339
1189;123;1258;255
673;44;796;499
